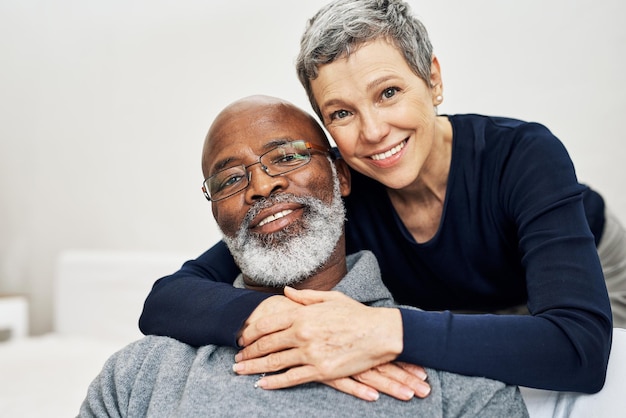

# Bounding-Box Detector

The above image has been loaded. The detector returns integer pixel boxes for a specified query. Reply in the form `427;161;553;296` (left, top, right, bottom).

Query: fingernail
232;363;243;373
400;387;415;400
234;352;242;362
365;389;379;402
417;383;431;397
254;378;267;389
417;370;428;380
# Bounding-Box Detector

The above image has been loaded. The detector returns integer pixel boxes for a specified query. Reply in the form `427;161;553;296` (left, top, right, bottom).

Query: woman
140;0;624;395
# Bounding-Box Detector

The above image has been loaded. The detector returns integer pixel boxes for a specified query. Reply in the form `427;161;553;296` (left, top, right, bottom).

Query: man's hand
234;287;407;392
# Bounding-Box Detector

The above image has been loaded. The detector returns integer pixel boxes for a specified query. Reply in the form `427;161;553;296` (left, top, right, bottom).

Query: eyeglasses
202;140;331;202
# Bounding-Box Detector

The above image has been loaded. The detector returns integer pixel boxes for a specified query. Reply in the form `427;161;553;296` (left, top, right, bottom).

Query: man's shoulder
126;335;195;351
110;336;207;368
336;251;396;307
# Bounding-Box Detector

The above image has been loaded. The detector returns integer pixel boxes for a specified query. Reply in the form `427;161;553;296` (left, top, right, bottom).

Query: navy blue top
139;114;612;393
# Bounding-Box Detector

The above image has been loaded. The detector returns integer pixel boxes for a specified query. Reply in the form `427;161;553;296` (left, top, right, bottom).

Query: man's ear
334;159;351;197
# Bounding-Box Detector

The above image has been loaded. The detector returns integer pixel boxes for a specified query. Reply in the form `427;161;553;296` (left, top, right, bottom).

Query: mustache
241;193;312;230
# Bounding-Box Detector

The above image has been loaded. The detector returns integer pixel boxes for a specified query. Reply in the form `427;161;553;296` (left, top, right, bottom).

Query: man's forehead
202;98;327;174
207;119;310;155
215;102;309;131
207;136;298;170
207;117;318;153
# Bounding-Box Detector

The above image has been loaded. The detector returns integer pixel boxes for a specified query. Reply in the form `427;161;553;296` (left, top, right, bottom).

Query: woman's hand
234;287;405;391
323;362;431;401
240;294;303;338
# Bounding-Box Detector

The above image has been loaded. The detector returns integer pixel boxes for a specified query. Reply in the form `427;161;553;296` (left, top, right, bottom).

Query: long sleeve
396;142;613;392
345;115;612;393
398;308;610;393
138;240;271;347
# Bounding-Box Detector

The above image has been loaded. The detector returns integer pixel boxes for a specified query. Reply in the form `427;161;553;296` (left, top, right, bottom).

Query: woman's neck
387;115;453;243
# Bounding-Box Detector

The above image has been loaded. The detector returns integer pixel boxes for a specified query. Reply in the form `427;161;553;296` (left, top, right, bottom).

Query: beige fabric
597;208;626;328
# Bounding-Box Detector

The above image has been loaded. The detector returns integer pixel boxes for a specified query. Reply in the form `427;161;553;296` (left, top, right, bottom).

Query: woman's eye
382;87;398;99
330;109;351;120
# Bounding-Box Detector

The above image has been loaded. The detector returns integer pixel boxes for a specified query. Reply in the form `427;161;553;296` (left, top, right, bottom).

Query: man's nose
243;163;289;203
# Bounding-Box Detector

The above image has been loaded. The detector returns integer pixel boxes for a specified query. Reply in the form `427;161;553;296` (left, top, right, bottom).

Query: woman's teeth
370;140;406;161
258;209;293;227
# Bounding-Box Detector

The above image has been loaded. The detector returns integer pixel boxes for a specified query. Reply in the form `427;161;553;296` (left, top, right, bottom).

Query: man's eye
382;87;398;99
219;174;244;190
330;109;351;120
273;153;307;165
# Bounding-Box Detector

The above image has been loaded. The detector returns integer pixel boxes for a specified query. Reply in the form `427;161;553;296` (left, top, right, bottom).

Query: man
79;95;528;417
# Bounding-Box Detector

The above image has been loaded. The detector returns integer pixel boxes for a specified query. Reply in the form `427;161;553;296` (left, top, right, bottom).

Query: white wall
1;0;625;335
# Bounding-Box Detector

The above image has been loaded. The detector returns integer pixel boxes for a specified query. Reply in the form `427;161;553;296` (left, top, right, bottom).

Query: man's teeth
258;209;294;227
371;140;406;161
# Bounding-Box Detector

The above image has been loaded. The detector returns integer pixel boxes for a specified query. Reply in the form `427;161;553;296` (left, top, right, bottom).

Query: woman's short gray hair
296;0;434;119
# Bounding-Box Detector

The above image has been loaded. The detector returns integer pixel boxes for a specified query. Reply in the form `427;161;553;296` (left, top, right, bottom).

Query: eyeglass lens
205;141;313;201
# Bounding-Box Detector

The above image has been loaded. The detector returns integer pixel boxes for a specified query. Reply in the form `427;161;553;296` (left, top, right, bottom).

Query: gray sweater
79;251;528;417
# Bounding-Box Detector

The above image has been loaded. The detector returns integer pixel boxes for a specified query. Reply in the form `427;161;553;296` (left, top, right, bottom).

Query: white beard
221;164;345;287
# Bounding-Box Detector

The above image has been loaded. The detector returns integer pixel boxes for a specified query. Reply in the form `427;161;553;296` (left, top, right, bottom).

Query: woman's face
310;38;443;190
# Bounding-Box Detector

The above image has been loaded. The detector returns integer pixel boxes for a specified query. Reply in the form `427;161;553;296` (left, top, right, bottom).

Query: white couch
0;250;192;417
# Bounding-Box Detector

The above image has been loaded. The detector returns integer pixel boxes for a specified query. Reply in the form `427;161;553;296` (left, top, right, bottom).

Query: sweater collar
233;250;394;307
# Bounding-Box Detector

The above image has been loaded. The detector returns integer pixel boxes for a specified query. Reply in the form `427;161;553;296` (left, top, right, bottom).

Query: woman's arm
397;124;613;392
399;307;611;393
396;122;612;393
139;240;271;347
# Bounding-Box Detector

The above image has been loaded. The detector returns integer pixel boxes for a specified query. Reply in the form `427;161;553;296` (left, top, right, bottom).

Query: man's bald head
202;95;330;179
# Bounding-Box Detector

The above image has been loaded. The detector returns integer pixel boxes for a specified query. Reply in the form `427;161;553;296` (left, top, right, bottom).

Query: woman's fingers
252;364;320;389
236;295;404;387
238;311;295;348
283;286;345;305
322;377;380;402
353;362;431;399
233;348;303;375
247;361;431;401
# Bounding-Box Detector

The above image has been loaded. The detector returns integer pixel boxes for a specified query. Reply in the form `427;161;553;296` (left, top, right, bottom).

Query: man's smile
257;209;294;227
249;202;305;234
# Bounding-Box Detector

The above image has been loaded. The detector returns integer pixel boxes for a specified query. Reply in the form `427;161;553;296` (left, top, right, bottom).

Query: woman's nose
359;108;390;144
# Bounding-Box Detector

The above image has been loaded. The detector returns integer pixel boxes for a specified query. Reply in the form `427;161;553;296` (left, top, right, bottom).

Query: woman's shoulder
448;114;563;158
448;113;552;136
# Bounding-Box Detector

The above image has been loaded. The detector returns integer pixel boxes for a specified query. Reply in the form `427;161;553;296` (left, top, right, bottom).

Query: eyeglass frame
202;139;332;202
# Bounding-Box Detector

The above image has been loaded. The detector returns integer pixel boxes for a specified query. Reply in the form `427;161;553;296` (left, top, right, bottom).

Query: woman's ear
430;55;443;99
334;158;351;197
